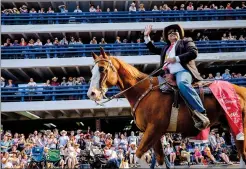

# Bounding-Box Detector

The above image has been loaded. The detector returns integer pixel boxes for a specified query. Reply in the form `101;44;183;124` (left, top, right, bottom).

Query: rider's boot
192;110;210;130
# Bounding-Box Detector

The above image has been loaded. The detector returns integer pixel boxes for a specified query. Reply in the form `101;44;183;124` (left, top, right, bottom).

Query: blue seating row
2;10;246;25
2;41;246;59
1;79;246;102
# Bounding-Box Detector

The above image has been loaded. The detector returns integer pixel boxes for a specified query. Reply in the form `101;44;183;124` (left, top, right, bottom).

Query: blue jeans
150;153;156;169
175;70;205;113
107;158;120;168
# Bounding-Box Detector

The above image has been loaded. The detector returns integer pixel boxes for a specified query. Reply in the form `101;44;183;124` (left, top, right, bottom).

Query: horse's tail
232;84;246;102
232;84;246;146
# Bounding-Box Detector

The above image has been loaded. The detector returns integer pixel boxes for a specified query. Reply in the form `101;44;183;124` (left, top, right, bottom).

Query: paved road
138;159;240;168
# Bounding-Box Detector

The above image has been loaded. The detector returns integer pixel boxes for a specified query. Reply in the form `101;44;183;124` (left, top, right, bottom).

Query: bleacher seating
1;78;246;102
2;41;246;59
1;10;246;25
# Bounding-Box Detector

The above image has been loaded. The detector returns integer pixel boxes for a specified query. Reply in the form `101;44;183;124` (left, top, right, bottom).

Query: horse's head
87;47;118;101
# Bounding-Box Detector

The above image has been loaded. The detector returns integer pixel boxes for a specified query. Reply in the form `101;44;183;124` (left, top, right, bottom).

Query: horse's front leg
153;139;164;166
136;123;159;159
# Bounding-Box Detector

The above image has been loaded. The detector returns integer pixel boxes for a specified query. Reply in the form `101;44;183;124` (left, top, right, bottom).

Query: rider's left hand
166;58;176;63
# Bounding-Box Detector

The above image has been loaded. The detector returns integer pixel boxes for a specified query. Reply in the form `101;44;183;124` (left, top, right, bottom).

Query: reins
95;60;163;106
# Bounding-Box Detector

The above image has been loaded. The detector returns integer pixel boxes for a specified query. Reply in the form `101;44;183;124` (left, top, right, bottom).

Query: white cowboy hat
106;133;112;137
60;130;67;135
94;130;100;134
52;77;58;80
130;142;136;146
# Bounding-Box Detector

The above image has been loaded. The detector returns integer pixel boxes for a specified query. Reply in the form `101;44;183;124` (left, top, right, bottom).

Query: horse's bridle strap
132;77;154;114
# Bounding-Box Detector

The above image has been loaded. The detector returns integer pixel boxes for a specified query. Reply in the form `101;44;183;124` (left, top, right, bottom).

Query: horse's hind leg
153;139;164;166
136;123;160;159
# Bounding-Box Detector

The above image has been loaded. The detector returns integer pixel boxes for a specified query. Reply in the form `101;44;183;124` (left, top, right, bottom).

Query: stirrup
192;110;210;130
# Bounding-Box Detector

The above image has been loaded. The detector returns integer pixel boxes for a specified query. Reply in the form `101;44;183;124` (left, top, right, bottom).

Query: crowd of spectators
2;36;143;47
2;31;246;48
1;76;86;88
2;2;246;15
202;69;246;80
0;128;238;168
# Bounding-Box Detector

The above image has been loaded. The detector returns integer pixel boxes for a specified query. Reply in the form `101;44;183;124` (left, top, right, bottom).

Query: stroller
28;146;45;169
46;149;62;168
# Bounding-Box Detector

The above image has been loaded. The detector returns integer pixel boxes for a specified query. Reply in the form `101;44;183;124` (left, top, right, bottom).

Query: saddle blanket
209;80;244;140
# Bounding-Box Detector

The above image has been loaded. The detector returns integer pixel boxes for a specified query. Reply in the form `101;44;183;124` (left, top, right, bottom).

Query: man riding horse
144;24;210;130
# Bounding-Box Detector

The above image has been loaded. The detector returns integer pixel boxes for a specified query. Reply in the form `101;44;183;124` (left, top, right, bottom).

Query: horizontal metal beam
61;67;68;75
44;111;56;118
2;69;19;81
75;109;83;117
60;110;69;117
47;67;55;77
90;109;95;116
33;68;45;80
76;66;80;74
18;68;30;80
3;21;246;34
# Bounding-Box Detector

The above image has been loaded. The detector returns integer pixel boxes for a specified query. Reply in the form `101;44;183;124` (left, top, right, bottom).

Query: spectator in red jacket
51;77;60;86
20;38;27;46
226;3;233;10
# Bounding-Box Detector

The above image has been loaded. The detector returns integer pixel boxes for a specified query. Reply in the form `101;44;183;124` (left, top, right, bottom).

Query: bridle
94;58;116;101
93;57;163;106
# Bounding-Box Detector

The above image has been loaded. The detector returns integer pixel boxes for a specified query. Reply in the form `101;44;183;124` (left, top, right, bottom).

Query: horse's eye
99;67;105;73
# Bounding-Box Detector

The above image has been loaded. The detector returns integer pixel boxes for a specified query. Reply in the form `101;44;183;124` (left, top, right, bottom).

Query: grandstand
1;0;246;134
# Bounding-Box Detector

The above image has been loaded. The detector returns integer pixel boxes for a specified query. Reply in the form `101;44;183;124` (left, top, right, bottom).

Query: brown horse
87;48;246;167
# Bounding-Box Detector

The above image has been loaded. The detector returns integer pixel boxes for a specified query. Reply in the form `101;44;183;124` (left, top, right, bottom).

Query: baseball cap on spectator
22;5;27;8
225;69;230;72
62;77;66;80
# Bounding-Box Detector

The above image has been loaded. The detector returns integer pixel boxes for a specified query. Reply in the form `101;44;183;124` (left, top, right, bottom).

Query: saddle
158;74;213;101
158;74;212;132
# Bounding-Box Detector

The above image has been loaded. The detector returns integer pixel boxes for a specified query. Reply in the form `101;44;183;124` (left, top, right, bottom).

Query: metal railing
1;78;246;102
2;41;246;59
1;9;246;25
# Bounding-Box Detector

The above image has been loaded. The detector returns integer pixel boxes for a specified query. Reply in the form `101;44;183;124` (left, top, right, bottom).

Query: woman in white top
127;142;138;167
119;134;128;152
28;78;37;100
28;78;37;87
2;152;14;169
34;39;43;46
164;143;176;166
113;134;120;150
64;142;77;168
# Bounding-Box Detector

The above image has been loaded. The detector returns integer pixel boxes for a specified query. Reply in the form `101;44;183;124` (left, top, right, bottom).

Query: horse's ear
91;52;99;60
100;47;108;59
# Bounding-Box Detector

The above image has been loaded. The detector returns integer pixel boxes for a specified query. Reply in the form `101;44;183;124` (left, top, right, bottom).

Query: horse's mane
111;57;147;80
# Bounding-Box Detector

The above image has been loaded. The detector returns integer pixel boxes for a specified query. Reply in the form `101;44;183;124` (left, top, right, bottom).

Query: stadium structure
1;0;246;133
